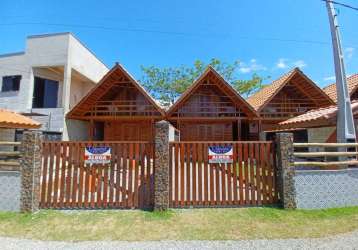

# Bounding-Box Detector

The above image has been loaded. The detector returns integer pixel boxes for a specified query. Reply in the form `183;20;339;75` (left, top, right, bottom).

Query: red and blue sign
208;145;233;163
84;146;111;164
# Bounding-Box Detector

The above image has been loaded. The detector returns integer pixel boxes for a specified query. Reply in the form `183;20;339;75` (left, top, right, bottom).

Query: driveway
1;230;358;250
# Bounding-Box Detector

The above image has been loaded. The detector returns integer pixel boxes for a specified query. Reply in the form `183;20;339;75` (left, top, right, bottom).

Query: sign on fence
208;145;233;163
84;146;111;164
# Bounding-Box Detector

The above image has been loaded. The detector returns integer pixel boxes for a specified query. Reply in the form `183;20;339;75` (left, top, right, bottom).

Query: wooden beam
293;160;358;166
294;151;358;157
294;143;358;147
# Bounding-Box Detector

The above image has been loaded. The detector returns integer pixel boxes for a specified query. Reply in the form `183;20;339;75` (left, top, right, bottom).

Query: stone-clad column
275;133;296;209
20;131;43;212
154;121;170;211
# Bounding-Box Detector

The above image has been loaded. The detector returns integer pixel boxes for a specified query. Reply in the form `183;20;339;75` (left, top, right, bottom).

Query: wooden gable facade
247;68;334;132
166;67;259;141
67;64;165;141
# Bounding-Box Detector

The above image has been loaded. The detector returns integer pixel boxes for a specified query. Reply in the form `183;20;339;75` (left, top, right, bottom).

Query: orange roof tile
279;101;358;127
323;74;358;102
0;109;41;129
247;68;334;112
246;68;297;111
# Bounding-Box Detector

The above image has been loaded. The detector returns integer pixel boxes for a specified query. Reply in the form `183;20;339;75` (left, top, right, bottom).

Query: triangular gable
323;74;358;102
167;66;258;118
67;63;165;120
247;68;334;112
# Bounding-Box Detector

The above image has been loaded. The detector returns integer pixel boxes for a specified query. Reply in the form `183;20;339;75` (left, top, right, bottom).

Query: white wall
0;33;108;138
68;35;108;83
0;53;31;112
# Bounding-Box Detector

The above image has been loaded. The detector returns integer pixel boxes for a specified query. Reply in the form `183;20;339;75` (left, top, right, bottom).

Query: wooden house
166;66;259;141
67;64;165;141
247;68;335;139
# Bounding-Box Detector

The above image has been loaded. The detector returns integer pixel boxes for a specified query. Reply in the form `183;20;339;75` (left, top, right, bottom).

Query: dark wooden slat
238;143;244;205
226;143;233;205
128;143;134;208
84;144;91;208
197;143;203;205
133;143;140;208
66;143;73;208
53;143;61;208
232;143;238;205
192;143;197;205
169;144;173;207
185;143;191;206
180;143;185;207
46;143;55;208
255;143;262;205
249;143;256;205
243;143;250;205
40;143;49;208
77;143;85;208
174;143;179;207
208;143;214;205
119;144;126;207
59;143;68;208
71;143;80;207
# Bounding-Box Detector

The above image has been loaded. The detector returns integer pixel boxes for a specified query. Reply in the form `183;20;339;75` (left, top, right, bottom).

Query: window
2;75;21;92
33;77;59;108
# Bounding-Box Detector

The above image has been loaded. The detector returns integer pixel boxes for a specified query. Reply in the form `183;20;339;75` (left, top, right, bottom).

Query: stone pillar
20;131;43;212
154;121;170;211
275;133;297;209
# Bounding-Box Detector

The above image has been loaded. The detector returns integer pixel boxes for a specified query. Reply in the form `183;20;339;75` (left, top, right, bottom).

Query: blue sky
0;0;357;88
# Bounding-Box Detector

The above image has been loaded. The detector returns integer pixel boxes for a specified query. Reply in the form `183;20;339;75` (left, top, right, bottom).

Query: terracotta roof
278;101;358;129
323;74;358;102
246;68;297;111
246;68;334;112
166;66;258;118
0;109;41;129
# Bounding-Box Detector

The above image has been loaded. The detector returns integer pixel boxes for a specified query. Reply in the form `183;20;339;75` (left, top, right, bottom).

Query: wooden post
237;119;241;141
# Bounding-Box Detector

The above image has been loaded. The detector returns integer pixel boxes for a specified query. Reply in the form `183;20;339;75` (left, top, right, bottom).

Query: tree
140;58;267;107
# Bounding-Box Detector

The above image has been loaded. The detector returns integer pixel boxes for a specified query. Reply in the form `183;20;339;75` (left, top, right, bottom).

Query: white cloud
323;76;336;81
345;47;355;59
293;60;307;68
239;59;267;74
276;58;288;69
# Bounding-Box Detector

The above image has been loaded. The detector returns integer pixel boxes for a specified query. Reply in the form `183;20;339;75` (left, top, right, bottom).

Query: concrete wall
68;35;108;83
294;168;358;209
0;53;30;112
0;171;20;211
0;33;108;137
307;127;335;143
66;119;89;141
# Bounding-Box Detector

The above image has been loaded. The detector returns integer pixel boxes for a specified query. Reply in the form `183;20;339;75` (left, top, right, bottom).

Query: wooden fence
40;141;154;209
169;141;278;207
293;142;358;167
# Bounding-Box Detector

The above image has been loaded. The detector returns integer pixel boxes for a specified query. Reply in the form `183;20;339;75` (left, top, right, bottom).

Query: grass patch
0;207;357;241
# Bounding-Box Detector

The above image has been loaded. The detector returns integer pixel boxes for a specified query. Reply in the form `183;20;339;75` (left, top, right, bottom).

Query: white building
0;32;109;140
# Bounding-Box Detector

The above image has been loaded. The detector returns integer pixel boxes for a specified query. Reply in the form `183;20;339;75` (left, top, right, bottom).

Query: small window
2;75;21;92
33;77;59;108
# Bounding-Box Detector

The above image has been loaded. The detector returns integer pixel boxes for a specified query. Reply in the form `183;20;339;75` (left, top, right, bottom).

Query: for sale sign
84;146;111;164
208;145;233;163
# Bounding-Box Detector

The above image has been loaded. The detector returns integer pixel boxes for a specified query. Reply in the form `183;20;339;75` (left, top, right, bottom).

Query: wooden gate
40;141;154;209
169;141;278;207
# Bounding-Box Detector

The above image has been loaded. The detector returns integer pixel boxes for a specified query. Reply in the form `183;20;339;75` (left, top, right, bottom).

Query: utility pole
326;0;356;143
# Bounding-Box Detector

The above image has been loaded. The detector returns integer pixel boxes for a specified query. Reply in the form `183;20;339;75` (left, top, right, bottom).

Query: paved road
1;230;358;250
